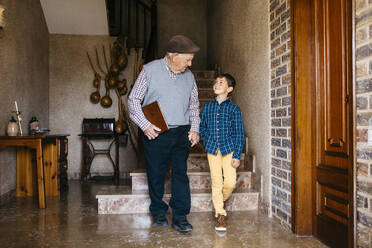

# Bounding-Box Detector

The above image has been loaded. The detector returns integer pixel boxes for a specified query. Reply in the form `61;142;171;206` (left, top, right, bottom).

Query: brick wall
269;0;291;227
355;0;372;247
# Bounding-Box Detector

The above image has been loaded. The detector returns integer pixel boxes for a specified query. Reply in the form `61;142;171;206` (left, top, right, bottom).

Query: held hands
188;131;200;147
144;124;161;140
231;159;240;168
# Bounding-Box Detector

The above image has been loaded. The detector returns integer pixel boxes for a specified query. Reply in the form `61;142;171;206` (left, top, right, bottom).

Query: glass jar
7;116;18;136
29;116;40;134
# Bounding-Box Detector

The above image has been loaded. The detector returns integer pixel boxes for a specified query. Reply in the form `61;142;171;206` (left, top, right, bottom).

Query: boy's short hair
217;73;236;89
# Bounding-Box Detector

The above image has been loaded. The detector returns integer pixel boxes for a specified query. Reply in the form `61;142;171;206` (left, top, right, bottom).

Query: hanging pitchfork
86;37;138;156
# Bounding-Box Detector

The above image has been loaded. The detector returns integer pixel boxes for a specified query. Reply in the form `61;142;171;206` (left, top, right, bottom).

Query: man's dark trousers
143;125;191;221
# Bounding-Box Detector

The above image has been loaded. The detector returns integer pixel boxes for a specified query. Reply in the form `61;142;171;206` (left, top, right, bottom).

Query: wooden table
0;136;46;208
0;135;69;209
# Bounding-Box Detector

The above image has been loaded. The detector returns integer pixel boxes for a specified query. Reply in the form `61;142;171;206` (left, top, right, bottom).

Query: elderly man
128;35;200;233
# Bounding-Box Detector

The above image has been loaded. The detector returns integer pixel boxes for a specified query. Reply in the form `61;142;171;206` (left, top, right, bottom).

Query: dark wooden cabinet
57;137;69;192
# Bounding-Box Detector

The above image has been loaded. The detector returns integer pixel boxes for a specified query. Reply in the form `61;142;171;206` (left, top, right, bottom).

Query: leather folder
142;101;169;133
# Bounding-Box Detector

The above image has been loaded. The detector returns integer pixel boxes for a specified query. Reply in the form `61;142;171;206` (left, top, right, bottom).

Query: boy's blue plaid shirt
200;98;245;160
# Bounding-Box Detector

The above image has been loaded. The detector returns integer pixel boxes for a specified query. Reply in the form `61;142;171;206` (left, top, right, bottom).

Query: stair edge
96;191;259;199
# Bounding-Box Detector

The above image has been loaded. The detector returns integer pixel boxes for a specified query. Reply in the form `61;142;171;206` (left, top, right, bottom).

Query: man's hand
231;159;240;168
188;131;200;147
144;124;161;140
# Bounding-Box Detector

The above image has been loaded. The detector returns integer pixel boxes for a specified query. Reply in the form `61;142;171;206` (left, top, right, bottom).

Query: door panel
314;0;352;247
324;0;349;158
321;0;350;166
318;183;349;225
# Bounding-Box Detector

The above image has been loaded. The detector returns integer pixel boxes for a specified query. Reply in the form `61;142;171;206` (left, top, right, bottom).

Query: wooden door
314;0;353;247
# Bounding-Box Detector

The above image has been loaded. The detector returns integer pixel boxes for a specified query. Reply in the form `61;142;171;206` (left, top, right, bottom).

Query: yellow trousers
207;150;236;217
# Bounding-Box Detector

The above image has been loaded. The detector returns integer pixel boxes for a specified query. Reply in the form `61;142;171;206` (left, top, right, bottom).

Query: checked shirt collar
163;57;177;80
212;97;231;105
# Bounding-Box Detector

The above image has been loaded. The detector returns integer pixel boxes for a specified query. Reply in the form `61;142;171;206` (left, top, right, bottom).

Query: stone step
189;143;205;154
187;153;247;170
130;169;254;192
198;88;215;99
195;78;215;88
199;98;210;109
192;70;216;79
96;186;259;214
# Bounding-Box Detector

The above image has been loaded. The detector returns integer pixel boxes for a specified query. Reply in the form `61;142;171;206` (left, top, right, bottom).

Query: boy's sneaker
215;214;227;231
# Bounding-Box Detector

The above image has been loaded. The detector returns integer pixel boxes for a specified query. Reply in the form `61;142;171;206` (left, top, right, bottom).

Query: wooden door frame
290;0;356;246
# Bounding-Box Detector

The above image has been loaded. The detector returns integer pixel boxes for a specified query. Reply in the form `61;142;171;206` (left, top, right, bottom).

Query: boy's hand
231;159;240;168
188;131;200;147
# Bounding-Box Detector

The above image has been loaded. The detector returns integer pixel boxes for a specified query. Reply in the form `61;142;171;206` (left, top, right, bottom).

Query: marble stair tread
195;79;216;88
199;98;215;102
96;186;257;198
192;69;216;72
188;152;246;159
186;168;250;173
97;187;259;214
130;168;251;176
192;70;216;79
198;87;215;90
188;150;206;156
187;154;248;171
130;168;254;192
198;89;215;99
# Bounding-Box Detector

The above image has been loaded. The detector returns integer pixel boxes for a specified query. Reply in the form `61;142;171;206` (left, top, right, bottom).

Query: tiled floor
0;181;327;248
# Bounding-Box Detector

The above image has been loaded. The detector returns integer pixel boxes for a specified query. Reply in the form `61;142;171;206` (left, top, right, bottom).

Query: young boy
199;73;245;231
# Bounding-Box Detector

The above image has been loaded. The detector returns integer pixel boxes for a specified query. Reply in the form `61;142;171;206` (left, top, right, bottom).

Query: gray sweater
142;59;195;127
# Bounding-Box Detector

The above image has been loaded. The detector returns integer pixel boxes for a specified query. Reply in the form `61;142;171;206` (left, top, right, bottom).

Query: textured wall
269;0;291;227
355;0;372;246
207;0;271;210
0;0;49;196
49;34;137;179
157;0;207;69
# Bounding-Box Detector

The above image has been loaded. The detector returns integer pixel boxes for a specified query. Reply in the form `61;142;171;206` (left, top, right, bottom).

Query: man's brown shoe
215;214;227;231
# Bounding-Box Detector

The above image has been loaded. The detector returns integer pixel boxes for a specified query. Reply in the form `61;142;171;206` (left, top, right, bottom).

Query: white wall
40;0;109;35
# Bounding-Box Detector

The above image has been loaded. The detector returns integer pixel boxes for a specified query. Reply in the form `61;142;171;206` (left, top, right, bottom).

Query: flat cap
166;35;200;53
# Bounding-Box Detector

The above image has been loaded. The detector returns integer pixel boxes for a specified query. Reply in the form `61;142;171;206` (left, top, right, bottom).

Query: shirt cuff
190;123;199;133
232;152;241;160
139;119;152;132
